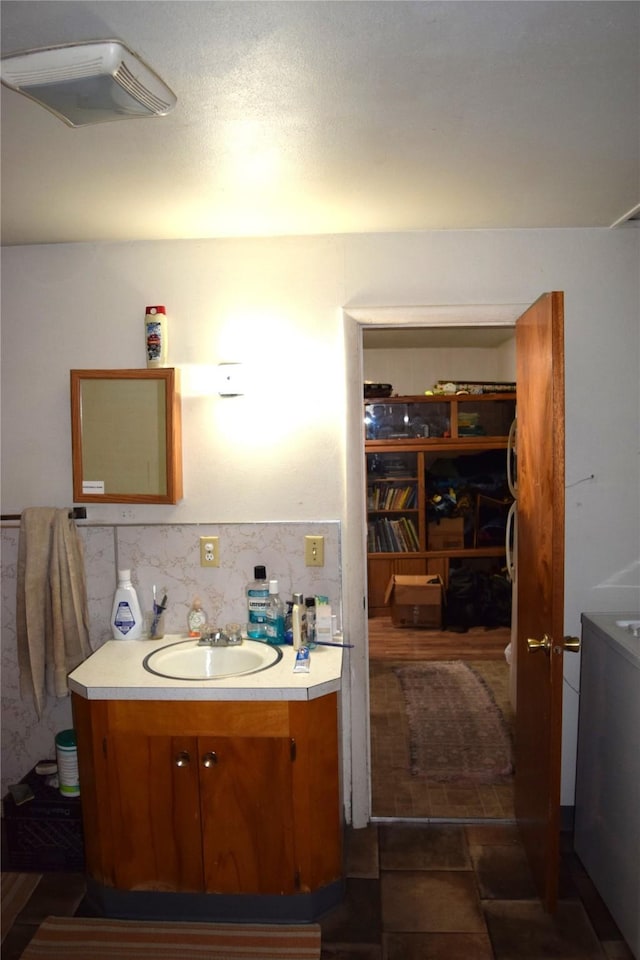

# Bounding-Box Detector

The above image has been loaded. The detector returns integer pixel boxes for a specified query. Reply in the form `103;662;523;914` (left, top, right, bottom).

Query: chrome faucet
197;628;229;647
197;625;243;646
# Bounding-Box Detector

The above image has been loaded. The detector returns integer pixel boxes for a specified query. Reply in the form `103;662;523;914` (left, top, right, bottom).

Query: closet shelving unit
365;392;516;616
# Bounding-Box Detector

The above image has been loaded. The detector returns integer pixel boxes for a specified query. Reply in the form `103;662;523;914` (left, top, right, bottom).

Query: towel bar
1;507;87;521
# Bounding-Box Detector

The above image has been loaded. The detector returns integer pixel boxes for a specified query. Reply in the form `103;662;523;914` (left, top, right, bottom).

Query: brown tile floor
320;822;636;959
1;824;634;960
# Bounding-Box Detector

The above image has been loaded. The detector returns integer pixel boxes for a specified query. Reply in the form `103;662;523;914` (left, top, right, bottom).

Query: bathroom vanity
68;638;344;921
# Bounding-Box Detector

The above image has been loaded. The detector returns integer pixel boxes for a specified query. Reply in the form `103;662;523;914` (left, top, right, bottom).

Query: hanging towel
16;507;91;718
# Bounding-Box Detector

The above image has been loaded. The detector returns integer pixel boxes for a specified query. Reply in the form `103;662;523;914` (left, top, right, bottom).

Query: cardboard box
428;517;464;550
384;574;444;628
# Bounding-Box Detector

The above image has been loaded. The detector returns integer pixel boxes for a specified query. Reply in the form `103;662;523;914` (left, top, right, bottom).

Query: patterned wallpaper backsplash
0;520;341;798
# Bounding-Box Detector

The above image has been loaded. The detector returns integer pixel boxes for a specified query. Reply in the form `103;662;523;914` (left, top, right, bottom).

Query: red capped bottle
145;305;167;367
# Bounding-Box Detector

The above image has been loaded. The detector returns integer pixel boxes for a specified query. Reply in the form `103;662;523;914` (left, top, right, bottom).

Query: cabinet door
107;733;204;892
199;736;296;895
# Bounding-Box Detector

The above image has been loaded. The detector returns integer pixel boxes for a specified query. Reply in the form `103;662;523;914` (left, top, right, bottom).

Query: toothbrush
151;592;167;637
313;640;354;648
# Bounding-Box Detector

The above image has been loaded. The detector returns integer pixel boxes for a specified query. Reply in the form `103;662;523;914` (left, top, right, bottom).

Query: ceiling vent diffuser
0;40;176;127
610;202;640;228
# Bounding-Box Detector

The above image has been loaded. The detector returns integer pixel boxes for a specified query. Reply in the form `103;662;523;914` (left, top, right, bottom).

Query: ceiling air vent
610;202;640;228
0;40;176;127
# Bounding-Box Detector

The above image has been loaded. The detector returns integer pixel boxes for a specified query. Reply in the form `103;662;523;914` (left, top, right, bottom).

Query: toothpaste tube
293;646;311;673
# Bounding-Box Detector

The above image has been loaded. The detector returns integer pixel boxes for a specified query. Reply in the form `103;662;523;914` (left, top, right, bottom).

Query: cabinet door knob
201;751;218;768
175;751;191;767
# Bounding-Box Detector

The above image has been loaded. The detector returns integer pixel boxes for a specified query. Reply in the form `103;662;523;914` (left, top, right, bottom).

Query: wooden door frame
341;302;527;827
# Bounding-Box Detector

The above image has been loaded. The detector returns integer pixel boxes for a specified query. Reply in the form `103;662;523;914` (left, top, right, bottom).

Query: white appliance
575;613;640;959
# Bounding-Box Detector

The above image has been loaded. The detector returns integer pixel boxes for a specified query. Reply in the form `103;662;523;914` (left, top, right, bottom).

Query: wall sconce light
217;363;244;396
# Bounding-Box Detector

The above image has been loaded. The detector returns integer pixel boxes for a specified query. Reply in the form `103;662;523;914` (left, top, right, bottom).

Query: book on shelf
367;483;416;510
385;485;415;509
368;516;419;552
400;515;420;550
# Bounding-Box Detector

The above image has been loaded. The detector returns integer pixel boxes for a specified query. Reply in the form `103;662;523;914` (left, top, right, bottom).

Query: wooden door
108;733;204;891
199;736;297;895
515;291;566;911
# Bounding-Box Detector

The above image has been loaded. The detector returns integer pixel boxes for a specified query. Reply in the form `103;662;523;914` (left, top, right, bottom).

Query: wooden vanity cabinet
72;693;341;897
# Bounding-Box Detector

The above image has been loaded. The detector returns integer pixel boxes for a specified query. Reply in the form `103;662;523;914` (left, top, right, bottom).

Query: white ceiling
1;1;639;246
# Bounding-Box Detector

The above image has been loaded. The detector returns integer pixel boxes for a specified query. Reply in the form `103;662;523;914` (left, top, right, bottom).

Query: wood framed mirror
71;369;183;504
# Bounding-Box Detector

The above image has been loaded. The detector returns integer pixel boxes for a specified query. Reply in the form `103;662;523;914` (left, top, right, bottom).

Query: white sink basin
616;620;640;637
142;639;283;680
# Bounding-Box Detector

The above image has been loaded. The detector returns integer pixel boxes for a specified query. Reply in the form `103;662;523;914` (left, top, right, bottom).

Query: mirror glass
71;369;182;503
81;379;166;495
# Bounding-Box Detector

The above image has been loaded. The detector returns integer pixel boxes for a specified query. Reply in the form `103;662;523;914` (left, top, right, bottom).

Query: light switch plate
305;535;324;567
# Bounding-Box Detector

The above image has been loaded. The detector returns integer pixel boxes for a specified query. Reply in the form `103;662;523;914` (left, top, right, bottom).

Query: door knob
563;636;581;652
527;634;552;653
174;751;191;767
201;752;218;768
527;634;581;654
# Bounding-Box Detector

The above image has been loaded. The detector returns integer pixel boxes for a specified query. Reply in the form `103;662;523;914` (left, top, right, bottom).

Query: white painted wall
2;228;639;816
363;344;515;395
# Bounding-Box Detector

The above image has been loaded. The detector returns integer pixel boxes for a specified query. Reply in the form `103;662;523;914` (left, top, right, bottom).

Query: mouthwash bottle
265;579;286;644
246;565;269;639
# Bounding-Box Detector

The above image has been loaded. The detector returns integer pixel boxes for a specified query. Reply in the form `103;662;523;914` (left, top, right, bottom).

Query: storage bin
3;766;84;871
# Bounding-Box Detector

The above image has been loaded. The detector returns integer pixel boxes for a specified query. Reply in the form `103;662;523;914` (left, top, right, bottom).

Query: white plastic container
55;728;80;797
111;569;143;639
144;304;167;367
265;579;286;645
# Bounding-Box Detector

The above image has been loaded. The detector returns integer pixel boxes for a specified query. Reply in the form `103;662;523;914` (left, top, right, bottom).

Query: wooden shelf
368;547;508;559
365;393;515;611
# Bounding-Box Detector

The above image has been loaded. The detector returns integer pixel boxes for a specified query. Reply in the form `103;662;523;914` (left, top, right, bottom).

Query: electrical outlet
305;535;324;567
200;536;220;567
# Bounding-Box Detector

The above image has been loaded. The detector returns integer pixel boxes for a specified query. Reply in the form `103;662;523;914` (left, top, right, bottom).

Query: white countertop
68;635;344;701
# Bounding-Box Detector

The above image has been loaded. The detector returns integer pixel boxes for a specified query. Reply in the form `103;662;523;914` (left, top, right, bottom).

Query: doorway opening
362;315;517;821
343;294;566;907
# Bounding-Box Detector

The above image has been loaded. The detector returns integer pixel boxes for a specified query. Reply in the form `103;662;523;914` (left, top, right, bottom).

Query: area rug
18;915;321;959
2;872;42;941
393;660;513;785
